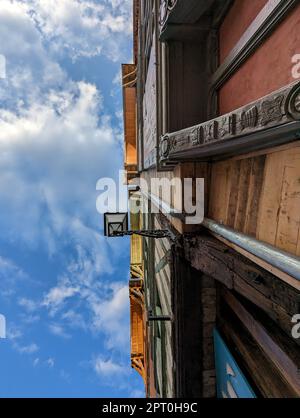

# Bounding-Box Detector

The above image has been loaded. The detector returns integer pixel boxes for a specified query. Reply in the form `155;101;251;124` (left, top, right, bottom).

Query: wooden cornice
159;0;214;41
159;80;300;164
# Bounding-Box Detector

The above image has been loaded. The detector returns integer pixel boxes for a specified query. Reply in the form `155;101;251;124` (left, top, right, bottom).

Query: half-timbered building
123;0;300;398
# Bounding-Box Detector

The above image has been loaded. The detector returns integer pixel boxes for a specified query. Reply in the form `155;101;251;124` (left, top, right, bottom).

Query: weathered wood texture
173;253;216;398
167;40;210;132
218;294;298;397
184;234;300;344
208;143;300;256
222;290;300;396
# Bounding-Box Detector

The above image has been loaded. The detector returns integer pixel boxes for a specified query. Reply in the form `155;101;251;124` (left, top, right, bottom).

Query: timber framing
221;290;300;396
159;80;300;164
172;250;216;398
183;234;300;345
130;278;146;382
218;295;299;397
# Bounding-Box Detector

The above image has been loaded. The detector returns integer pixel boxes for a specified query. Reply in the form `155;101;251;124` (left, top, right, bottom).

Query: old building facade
122;0;300;398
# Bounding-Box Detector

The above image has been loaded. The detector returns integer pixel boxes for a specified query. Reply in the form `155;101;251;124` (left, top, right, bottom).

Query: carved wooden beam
222;290;300;396
183;234;300;343
219;301;299;398
159;80;300;163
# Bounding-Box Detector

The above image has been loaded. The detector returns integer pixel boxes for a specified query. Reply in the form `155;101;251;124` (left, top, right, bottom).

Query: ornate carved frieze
261;95;284;126
159;80;300;163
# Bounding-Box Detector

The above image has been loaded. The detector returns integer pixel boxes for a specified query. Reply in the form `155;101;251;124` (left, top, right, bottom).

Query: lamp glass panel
109;223;123;235
104;213;128;236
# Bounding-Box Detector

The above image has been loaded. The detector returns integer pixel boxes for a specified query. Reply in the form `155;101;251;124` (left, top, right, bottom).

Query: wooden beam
172;250;217;398
218;301;298;397
183;235;300;342
222;290;300;395
210;231;300;291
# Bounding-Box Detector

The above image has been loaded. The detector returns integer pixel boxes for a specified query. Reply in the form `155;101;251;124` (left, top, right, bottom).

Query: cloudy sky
0;0;143;398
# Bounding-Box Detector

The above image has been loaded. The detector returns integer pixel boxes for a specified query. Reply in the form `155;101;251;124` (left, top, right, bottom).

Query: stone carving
160;135;171;159
159;80;300;162
287;85;300;120
241;106;258;130
261;95;284;126
295;94;300;112
189;127;201;146
219;114;236;137
202;121;218;143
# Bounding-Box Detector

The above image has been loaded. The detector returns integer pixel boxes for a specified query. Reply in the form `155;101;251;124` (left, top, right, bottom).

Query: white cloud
61;310;86;330
6;327;23;341
43;285;79;310
88;284;130;349
0;0;66;108
46;357;55;368
0;256;30;298
42;260;129;349
49;323;71;339
17;0;132;61
17;342;39;354
0;81;123;255
33;358;40;367
94;357;127;377
60;369;71;382
0;0;133;379
18;297;38;312
130;389;145;398
7;325;39;355
0;256;27;281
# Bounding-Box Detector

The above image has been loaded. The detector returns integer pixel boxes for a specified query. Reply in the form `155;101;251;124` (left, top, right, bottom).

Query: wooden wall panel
208;161;231;223
244;156;266;236
258;147;300;254
208;143;300;256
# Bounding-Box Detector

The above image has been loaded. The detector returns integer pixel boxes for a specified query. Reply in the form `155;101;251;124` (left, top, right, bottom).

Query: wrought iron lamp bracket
112;229;172;239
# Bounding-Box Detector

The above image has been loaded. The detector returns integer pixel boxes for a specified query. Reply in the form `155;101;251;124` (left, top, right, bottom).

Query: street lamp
103;212;172;239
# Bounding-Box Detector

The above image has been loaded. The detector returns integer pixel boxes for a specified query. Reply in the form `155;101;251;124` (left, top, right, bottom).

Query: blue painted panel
214;329;256;398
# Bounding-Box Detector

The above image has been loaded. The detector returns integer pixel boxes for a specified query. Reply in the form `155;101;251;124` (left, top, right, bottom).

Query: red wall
220;0;268;63
219;3;300;114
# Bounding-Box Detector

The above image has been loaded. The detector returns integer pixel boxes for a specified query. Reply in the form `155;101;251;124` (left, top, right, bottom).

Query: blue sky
0;0;144;398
